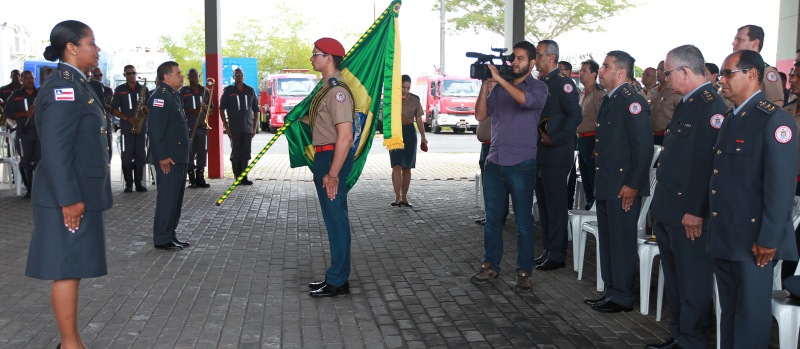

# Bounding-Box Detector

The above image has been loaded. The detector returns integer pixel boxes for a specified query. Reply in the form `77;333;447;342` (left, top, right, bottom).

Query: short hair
156;61;179;82
667;45;705;76
795;60;800;68
43;20;91;62
739;24;765;52
512;40;536;62
188;68;199;75
538;40;560;62
21;70;33;78
124;65;135;72
401;74;411;83
705;63;719;75
581;60;599;74
607;50;635;80
734;50;765;81
332;56;343;70
779;71;787;82
558;61;572;72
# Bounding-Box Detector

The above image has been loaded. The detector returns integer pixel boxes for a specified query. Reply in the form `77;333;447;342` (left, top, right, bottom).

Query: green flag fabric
283;0;403;190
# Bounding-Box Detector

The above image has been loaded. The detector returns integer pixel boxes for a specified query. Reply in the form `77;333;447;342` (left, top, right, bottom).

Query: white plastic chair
569;202;596;271
771;262;800;349
475;171;483;210
0;131;23;196
773;196;800;290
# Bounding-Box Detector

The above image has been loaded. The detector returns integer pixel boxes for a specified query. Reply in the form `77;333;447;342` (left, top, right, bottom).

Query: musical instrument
190;78;215;141
131;78;148;135
538;116;549;137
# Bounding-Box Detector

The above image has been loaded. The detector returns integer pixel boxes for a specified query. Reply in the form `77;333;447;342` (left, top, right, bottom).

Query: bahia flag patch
54;88;75;101
152;99;164;107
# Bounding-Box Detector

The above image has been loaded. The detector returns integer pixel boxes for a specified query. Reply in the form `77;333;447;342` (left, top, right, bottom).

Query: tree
437;0;636;42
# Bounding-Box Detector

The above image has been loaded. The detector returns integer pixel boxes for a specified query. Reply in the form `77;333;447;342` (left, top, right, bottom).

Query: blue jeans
482;158;537;273
312;150;354;287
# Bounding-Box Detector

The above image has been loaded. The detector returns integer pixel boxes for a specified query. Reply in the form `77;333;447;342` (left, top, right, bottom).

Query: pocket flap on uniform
84;165;108;178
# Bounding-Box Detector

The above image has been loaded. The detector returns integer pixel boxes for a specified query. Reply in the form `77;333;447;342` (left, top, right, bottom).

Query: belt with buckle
315;144;335;152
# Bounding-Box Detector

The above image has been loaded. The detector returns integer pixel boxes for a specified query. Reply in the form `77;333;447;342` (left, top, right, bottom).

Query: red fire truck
415;75;480;134
259;69;318;132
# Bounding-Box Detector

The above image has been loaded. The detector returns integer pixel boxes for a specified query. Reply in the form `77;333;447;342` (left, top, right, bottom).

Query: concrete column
776;0;799;73
205;0;225;178
504;0;525;50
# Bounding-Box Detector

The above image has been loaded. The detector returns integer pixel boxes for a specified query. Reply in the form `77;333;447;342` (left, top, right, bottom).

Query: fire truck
259;69;318;132
415;75;480;134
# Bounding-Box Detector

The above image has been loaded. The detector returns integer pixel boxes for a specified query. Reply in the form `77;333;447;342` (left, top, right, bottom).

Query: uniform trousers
482;159;537;273
189;131;208;171
153;163;187;245
597;197;641;307
230;132;252;162
120;132;147;168
654;222;713;349
535;165;572;263
714;258;773;349
576;136;595;209
312;150;354;288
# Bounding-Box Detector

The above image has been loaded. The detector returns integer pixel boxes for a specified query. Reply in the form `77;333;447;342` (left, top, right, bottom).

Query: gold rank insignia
88;98;94;104
60;70;71;80
702;90;715;103
756;100;777;114
621;86;632;97
557;72;567;79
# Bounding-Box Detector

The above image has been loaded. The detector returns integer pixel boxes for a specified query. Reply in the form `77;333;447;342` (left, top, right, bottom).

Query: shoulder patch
152;98;164;107
702;90;716;103
335;91;346;103
766;71;779;82
563;83;574;93
775;125;793;143
709;114;724;129
54;88;75;101
629;102;642;115
756;100;778;114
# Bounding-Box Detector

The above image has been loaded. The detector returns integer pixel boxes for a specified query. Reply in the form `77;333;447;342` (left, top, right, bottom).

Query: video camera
466;48;514;81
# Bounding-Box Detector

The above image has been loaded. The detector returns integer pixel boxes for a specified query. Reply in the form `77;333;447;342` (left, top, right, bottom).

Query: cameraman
470;40;548;293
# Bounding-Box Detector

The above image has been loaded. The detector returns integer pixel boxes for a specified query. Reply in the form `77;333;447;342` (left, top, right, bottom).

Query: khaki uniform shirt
577;83;604;133
401;94;423;124
650;84;682;133
761;66;785;104
642;83;659;104
312;72;354;147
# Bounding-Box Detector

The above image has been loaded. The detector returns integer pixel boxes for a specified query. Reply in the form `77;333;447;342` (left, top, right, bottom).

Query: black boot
187;170;197;188
231;161;241;180
20;169;32;198
239;161;253;185
122;166;134;193
134;165;147;192
195;169;210;188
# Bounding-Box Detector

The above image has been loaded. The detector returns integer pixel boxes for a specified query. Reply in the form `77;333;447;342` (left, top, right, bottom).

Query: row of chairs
0;130;23;196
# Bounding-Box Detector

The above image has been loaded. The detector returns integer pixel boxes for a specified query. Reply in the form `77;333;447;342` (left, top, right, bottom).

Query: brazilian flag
283;0;403;190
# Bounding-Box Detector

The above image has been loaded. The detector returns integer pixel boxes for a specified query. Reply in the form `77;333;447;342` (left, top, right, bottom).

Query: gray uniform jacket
594;83;654;200
33;63;112;211
147;84;190;165
708;92;799;261
652;84;727;228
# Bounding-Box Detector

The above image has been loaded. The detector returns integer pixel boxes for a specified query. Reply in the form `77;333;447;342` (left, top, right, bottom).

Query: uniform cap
314;37;346;57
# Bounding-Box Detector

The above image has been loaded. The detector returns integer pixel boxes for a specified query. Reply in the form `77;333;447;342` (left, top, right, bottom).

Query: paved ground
0;138;783;348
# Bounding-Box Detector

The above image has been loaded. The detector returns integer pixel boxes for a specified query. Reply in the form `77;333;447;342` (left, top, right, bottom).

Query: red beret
314;37;346;57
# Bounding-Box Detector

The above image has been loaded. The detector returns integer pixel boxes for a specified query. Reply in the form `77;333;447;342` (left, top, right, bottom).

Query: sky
0;0;785;79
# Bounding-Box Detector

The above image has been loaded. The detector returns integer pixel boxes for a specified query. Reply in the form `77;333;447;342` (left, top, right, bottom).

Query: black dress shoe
154;241;183;251
583;296;609;306
124;186;133;193
591;300;633;313
536;260;566;271
172;239;190;247
309;282;350;297
534;252;549;266
308;280;326;290
135;185;148;192
645;337;679;349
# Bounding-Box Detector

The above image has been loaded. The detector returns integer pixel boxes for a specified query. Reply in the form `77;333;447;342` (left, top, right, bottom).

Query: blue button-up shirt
486;74;548;166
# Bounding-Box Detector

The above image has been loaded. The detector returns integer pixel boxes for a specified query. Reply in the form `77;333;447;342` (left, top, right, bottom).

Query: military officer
220;68;259;185
705;63;720;90
179;68;211;188
651;61;683;145
648;45;727;349
641;67;658;102
304;37;355;298
710;50;798;349
147;61;191;251
0;69;21;107
4;70;40;197
732;24;784;106
577;59;604;210
583;50;653;313
88;67;114;160
533;40;582;271
111;64;150;192
781;60;800;282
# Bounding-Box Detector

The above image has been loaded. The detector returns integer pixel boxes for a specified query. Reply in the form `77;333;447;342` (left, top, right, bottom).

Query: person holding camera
469;40;548;293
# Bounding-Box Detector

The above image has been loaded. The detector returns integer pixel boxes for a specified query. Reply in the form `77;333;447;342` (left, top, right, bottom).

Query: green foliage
437;0;637;42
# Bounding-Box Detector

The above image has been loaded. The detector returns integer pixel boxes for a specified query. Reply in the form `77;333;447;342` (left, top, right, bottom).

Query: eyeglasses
124;72;137;76
720;68;750;78
234;73;244;77
92;73;103;77
664;67;685;77
311;52;328;58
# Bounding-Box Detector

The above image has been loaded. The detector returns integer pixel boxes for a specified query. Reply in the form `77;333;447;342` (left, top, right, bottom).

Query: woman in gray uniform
25;20;112;349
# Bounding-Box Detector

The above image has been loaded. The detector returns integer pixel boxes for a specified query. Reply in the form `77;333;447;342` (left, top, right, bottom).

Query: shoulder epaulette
160;87;167;93
60;70;72;81
756;100;778;114
702;89;716;103
620;85;633;98
409;93;419;99
328;77;339;87
557;72;567;79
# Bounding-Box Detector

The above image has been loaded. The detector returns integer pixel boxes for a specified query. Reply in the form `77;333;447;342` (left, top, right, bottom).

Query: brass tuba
131;78;149;135
190;78;214;140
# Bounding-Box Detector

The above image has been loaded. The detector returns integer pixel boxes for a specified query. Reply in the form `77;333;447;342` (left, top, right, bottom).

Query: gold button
711;189;716;195
716;150;721;155
677;192;682;196
619;168;624;172
596;123;600;127
595;166;600;170
736;148;741;152
666;129;671;134
751;218;756;223
713;169;718;174
689;98;694;102
596;139;599;143
712;212;718;217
